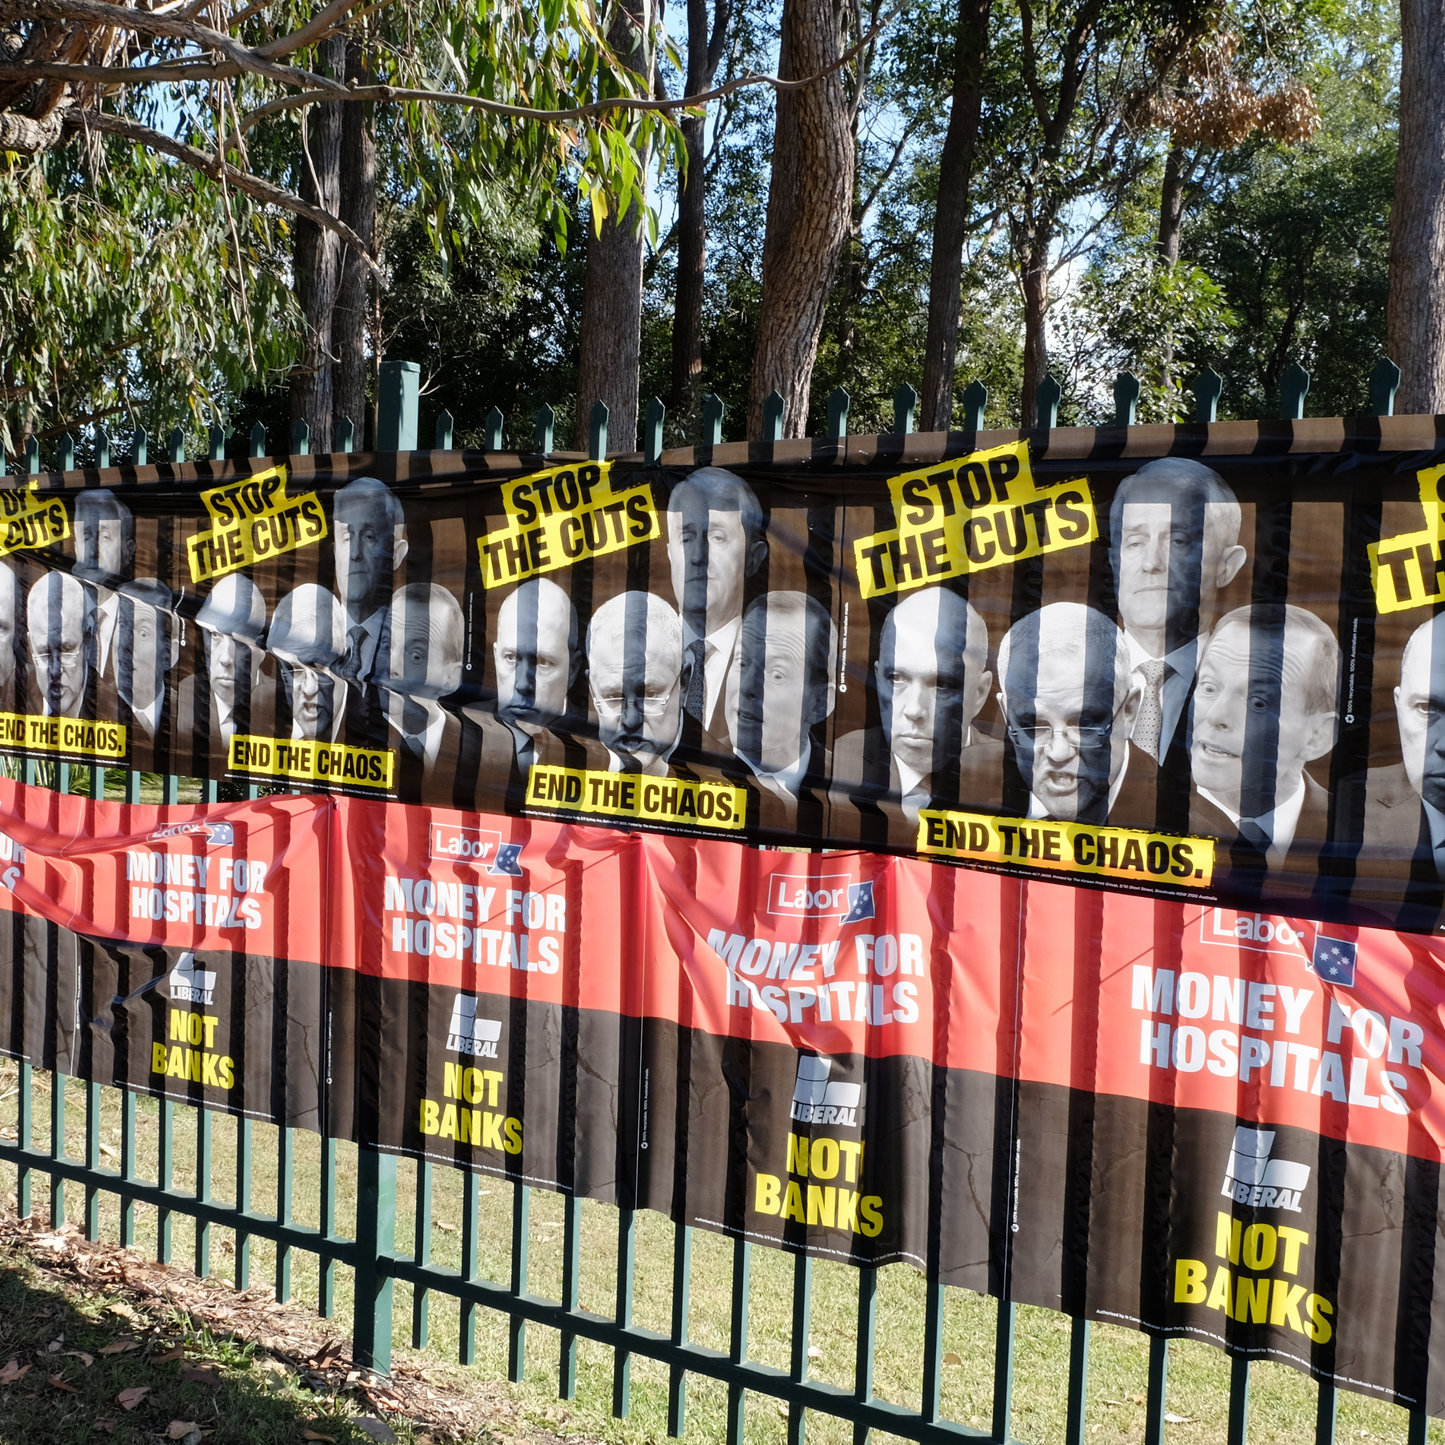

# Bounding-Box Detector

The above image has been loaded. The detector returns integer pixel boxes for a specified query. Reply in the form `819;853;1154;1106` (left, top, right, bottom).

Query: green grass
0;1069;1439;1445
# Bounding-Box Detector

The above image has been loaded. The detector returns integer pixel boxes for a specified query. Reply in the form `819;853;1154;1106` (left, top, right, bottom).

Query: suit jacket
744;740;834;840
829;726;1005;848
174;671;279;772
1188;772;1331;895
387;708;463;804
1360;762;1433;857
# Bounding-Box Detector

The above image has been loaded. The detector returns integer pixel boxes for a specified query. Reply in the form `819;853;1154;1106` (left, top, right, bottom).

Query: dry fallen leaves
116;1385;151;1410
98;1339;139;1356
0;1358;30;1384
303;1431;337;1443
152;1347;186;1364
167;1423;202;1440
94;1419;116;1434
48;1373;81;1393
1164;1413;1196;1424
65;1349;95;1367
943;1352;963;1366
181;1365;221;1386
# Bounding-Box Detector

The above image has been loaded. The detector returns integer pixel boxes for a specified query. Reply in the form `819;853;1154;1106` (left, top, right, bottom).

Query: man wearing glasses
267;584;348;743
27;570;103;720
585;591;688;776
996;602;1146;825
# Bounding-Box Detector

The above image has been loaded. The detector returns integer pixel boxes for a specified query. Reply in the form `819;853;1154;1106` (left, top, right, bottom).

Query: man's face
495;592;574;731
727;608;826;773
28;589;89;717
589;628;682;764
280;659;337;739
334;510;401;614
387;611;458;699
1191;624;1331;812
121;603;174;711
1116;500;1243;645
204;630;264;710
667;488;750;634
1396;632;1445;812
0;576;17;691
878;617;990;780
75;517;129;584
1004;651;1133;822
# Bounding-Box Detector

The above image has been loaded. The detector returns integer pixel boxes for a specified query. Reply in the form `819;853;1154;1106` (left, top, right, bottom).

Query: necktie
684;638;707;719
341;623;369;681
1238;817;1272;853
402;699;429;760
1132;658;1169;762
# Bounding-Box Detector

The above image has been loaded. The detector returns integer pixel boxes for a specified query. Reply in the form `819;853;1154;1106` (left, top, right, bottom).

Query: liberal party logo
790;1055;863;1127
446;993;502;1058
1311;935;1357;987
169;951;216;1006
1221;1126;1310;1213
148;821;235;847
766;873;875;923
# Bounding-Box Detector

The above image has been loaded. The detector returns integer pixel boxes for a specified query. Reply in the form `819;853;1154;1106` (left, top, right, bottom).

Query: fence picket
412;1159;433;1347
613;1206;636;1418
560;1193;582;1398
195;1107;213;1277
669;1223;693;1436
509;1180;530;1382
460;1168;481;1365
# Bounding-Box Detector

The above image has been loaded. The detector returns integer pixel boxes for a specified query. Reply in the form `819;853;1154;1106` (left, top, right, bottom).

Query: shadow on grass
0;1240;421;1445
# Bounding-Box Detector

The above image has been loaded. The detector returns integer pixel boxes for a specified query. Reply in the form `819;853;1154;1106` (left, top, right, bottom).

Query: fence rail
0;367;1437;1445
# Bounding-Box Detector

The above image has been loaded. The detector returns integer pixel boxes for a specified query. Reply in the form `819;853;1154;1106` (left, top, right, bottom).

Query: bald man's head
495;577;579;733
587;592;683;766
876;588;992;783
1394;614;1445;812
0;560;21;692
28;572;94;716
384;584;465;699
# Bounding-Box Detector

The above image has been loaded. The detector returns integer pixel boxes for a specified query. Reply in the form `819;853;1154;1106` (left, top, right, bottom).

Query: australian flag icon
1312;935;1357;986
487;843;525;876
840;881;876;924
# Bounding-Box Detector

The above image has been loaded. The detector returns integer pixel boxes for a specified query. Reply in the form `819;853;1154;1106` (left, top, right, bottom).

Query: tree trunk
290;33;346;453
333;35;376;445
1156;141;1187;266
576;0;654;454
747;0;854;438
919;0;992;432
1018;228;1049;427
1388;0;1445;414
669;0;729;424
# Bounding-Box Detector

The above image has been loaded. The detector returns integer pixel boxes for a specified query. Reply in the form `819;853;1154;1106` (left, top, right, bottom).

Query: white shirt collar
893;727;974;802
743;748;810;801
1197;776;1307;865
385;692;447;768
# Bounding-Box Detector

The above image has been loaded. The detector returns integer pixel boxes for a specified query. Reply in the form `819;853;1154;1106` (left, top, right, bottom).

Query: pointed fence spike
168;427;185;464
291;418;310;456
249;422;266;458
96;428;111;469
892;382;917;437
1190;367;1223;424
435;409;454;450
1369;356;1401;418
643;397;666;466
962;379;988;432
700;393;725;447
24;436;39;476
484;407;504;452
208;425;225;462
58;433;75;472
1114;372;1141;428
588;399;610;462
535;404;555;456
132;426;148;466
1279;362;1310;421
336;416;355;454
1035;374;1062;431
763;390;786;442
377;360;419;451
826;386;850;442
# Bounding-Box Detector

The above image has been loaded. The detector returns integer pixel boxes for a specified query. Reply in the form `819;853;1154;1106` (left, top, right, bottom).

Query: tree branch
63;107;382;272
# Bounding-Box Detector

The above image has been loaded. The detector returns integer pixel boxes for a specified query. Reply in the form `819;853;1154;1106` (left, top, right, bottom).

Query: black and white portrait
586;591;685;776
378;583;464;787
333;477;408;684
72;488;135;685
267;584;347;742
27;571;97;719
114;578;179;742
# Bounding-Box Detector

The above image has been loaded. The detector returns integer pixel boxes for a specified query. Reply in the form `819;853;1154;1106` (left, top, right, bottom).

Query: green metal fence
0;357;1437;1445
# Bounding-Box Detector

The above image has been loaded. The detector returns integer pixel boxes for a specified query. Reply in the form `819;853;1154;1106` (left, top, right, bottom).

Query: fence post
208;425;225;462
249;423;266;459
763;390;786;441
435;409;454;450
701;393;725;446
962;380;988;432
96;429;111;468
291;418;310;456
133;426;148;465
1114;372;1141;428
353;1146;398;1374
58;433;75;471
336;415;355;453
484;407;504;451
826;386;849;441
377;360;420;451
1191;368;1223;424
1370;356;1400;418
25;436;39;475
1280;362;1310;420
643;397;666;464
1036;374;1062;430
589;400;609;462
169;427;186;464
892;382;917;437
535;404;555;456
